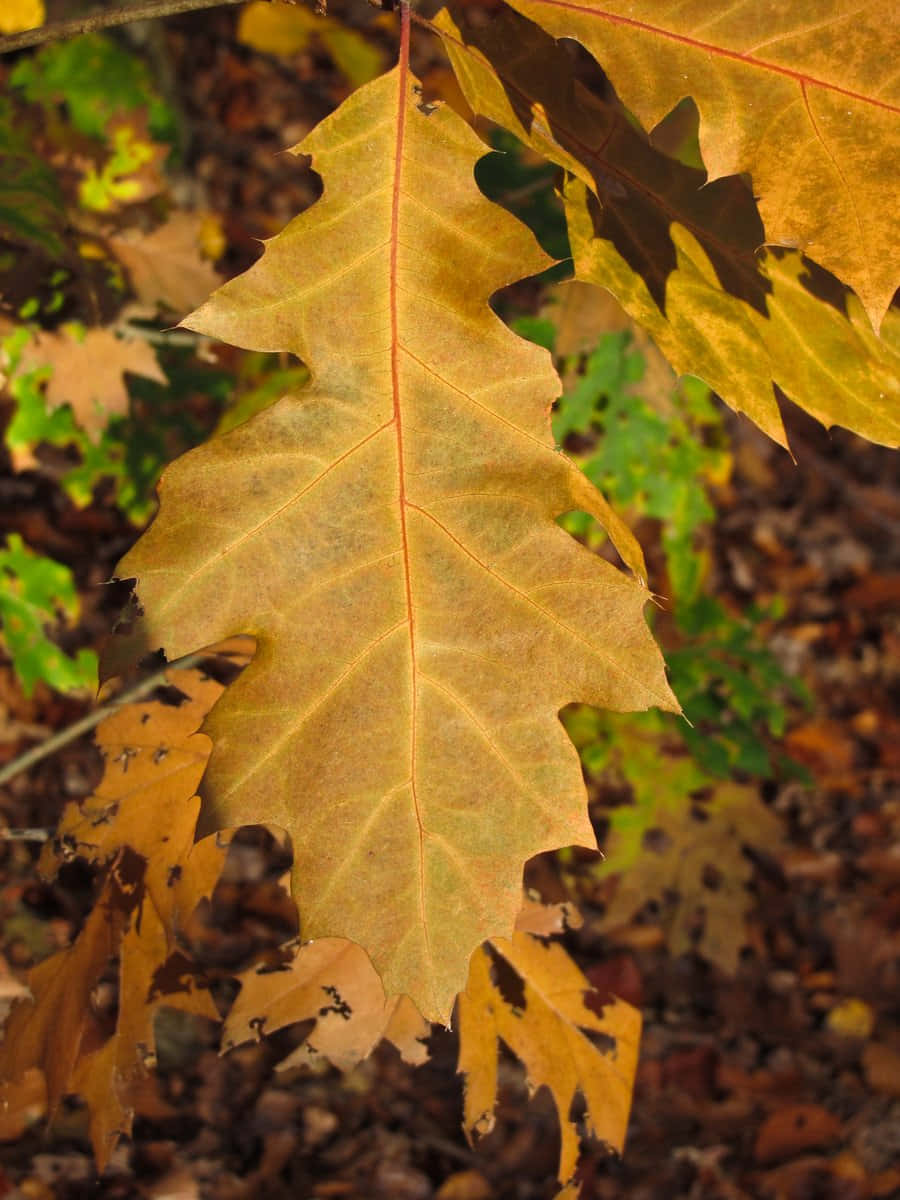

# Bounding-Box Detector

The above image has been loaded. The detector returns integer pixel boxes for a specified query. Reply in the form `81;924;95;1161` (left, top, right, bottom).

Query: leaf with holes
39;639;253;934
225;938;430;1070
0;853;217;1170
594;718;785;974
459;931;641;1184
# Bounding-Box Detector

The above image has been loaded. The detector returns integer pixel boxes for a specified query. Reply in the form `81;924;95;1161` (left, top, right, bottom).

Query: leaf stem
0;0;246;56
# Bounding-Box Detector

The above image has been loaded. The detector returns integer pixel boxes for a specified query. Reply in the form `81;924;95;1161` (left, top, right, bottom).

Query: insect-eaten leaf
459;931;641;1185
225;937;431;1071
0;850;217;1170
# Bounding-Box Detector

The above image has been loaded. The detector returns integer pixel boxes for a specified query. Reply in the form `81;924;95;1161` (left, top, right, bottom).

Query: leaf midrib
521;0;900;112
389;31;432;982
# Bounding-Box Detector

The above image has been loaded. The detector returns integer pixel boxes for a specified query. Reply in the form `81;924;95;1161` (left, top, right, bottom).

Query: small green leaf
0;535;97;696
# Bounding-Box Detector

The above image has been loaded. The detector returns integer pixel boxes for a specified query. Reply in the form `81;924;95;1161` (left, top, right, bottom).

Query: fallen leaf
862;1043;900;1098
18;325;166;441
109;213;223;317
825;998;875;1040
754;1104;842;1165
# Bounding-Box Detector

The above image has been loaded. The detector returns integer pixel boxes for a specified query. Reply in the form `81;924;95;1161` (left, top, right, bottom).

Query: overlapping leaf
459;931;641;1184
224;892;581;1073
436;5;900;450
502;0;900;329
1;650;251;1165
568;189;900;450
0;851;218;1169
225;938;431;1071
106;65;676;1020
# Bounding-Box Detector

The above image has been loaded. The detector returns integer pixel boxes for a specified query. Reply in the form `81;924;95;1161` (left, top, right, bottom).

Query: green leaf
10;34;176;144
0;97;65;257
0;535;96;696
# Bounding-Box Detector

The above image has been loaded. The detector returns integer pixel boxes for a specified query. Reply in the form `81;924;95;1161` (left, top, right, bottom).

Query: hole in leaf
581;1027;616;1055
485;944;527;1014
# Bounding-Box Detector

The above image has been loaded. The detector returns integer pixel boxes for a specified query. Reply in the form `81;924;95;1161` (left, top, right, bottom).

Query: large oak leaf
503;0;900;329
106;66;675;1020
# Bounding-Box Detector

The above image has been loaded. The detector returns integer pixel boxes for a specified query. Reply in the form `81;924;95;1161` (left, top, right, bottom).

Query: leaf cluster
1;0;898;1189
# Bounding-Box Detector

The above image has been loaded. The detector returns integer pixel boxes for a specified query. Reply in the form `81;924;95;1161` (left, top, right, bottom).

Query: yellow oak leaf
105;65;676;1020
436;5;900;450
503;0;900;330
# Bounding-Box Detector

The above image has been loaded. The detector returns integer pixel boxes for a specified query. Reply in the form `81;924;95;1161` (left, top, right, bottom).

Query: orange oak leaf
224;937;431;1071
458;931;641;1184
105;63;676;1020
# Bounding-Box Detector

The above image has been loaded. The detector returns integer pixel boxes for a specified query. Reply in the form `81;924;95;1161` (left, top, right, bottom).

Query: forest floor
1;4;899;1198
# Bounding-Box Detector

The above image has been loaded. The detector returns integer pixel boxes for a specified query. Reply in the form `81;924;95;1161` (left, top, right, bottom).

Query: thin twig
0;0;247;56
0;651;207;788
